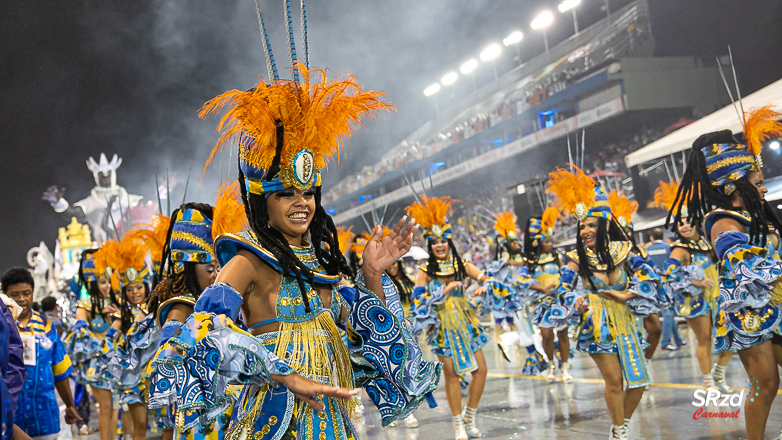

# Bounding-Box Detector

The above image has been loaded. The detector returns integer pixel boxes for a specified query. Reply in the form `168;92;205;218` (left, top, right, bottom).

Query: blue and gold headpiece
527;207;560;246
547;166;611;222
406;196;456;242
170;208;215;267
81;254;98;282
494;211;518;246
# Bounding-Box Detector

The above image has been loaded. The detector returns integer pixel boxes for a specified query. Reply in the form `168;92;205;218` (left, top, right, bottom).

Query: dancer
524;208;573;383
667;107;782;440
547;167;666;440
65;249;120;440
409;195;489;440
650;180;733;390
145;39;441;438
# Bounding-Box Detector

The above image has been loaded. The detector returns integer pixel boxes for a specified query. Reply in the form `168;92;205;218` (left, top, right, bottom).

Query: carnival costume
546;167;667;389
668;107;782;353
409;196;490;375
64;249;120;391
526;208;569;330
145;9;441;437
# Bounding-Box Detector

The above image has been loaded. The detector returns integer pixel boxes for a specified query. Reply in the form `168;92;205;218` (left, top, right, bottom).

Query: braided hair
523;216;561;275
667;130;782;247
238;165;353;313
575;217;626;291
148;203;214;320
424;238;467;281
77;249;119;327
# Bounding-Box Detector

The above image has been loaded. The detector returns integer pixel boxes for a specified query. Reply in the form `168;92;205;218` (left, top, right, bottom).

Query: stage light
770;140;781;150
503;31;523;46
531;11;554;30
558;0;581;13
441;72;458;86
423;83;441;97
460;59;478;74
479;44;502;61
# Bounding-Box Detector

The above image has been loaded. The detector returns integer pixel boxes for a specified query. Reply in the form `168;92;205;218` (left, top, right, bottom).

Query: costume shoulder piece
566;241;631;271
635;246;648;260
670;237;713;254
703;209;752;240
417;257;457;277
156;294;196;327
536;253;557;265
215;231;342;285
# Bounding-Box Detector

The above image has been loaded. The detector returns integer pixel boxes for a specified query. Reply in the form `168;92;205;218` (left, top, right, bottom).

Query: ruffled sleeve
475;262;532;316
105;313;160;389
664;258;707;296
714;231;782;313
340;271;442;426
538;266;584;328
63;319;117;386
409;283;448;338
625;258;672;317
146;307;294;431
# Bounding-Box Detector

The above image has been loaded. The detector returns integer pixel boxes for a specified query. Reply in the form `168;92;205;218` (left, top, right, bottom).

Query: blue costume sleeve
409;283;447;338
105;314;160;390
714;231;782;313
342;270;442;427
193;282;244;321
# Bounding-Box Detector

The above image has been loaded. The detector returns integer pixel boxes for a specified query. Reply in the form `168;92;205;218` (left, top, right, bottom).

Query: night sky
1;0;781;272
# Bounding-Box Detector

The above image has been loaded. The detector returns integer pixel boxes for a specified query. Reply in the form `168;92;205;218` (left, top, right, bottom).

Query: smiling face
579;217;600;250
541;237;554;253
266;187;316;245
508;240;521;253
677;219;698;240
195;262;218;292
124;282;147;306
386;262;399;276
97;278;111;297
430;237;451;261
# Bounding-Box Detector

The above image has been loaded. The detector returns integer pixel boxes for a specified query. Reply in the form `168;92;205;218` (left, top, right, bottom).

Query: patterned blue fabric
625;261;672;317
170;208;215;265
476;261;532;320
15;312;73;437
64;318;116;390
702;142;759;191
193;282;245;321
105;313;160;400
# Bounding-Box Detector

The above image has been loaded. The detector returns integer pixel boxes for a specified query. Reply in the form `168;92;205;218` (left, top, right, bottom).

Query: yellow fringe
588;293;636;339
274;312;356;418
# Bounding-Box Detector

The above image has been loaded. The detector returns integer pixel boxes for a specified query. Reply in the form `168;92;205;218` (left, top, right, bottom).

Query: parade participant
609;190;664;381
547;167;667;440
64;249;120;440
97;234;154;440
523;208;573;383
387;261;415;310
650;180;733;389
409;195;489;440
3;268;81;438
1;296;25;440
667;107;782;440
145;31;441;437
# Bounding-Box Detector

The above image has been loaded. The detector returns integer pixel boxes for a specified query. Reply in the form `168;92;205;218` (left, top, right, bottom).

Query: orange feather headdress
608;190;638;228
493;211;518;242
93;235;150;288
541;207;560;235
406;195;458;242
212;181;248;240
546;165;612;221
128;214;171;266
744;106;782;156
336;226;355;256
199;62;393;195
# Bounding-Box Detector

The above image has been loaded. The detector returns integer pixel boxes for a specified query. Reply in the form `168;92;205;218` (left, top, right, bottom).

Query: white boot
453;414;468;440
404;414;419;428
462;406;483;438
547;363;557;383
609;424;628;440
561;361;573;382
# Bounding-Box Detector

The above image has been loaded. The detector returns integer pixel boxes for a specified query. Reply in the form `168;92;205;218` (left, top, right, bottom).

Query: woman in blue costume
523;208;574;383
547;167;667;440
145;34;441;438
408;196;489;440
96;234;155;440
667;107;782;440
649;180;734;391
142;189;246;440
65;249;121;440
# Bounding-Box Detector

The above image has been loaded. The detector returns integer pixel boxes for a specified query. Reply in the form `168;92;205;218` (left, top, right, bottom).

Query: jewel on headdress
574;203;587;220
126;268;138;283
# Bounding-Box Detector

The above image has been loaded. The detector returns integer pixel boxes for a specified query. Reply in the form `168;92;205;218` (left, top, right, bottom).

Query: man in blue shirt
646;229;683;350
2;268;81;439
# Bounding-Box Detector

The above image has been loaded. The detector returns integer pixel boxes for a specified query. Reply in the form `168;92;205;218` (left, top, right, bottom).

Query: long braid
310;188;353;278
448;238;468;281
424;241;439;278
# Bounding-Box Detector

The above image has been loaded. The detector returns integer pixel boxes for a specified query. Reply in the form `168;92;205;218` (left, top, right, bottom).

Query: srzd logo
691;389;744;420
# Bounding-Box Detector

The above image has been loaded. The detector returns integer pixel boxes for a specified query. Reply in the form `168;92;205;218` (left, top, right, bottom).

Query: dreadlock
238;165;353;313
148;203;214;320
576;217;625;291
77;248;119;327
667;130;782;247
424;238;467;281
389;260;415;303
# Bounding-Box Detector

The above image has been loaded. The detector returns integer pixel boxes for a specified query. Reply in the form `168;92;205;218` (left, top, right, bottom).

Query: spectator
0;294;26;440
2;268;81;438
40;297;65;336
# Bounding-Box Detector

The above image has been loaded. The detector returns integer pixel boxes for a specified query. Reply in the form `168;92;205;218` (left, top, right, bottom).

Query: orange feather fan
546;165;596;217
541;207;560;234
127;214;171;264
648;180;680;211
116;235;149;274
406;196;458;229
493;211;518;239
212;181;248;240
608;190;638;224
336;226;355;255
200;62;393;177
743;106;782;156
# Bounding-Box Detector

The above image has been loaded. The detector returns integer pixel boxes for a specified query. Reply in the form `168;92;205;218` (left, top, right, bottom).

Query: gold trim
156;296;196;327
566;241;631;271
705;156;757;174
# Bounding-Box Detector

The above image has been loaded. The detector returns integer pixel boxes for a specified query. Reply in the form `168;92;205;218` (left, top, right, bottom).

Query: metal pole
604;0;611;21
571;8;579;34
543;30;549;54
492;60;498;81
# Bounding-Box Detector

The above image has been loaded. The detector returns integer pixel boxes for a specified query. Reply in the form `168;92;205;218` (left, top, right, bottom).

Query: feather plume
405;195;459;229
647;180;680;211
546;165;596;216
127;215;171;263
493;211;518;238
351;232;373;256
212;181;248;239
117;235;148;274
200;62;393;177
336;226;355;255
743;106;782;156
608;190;638;223
93;240;121;278
541;207;560;234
